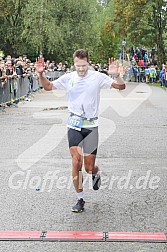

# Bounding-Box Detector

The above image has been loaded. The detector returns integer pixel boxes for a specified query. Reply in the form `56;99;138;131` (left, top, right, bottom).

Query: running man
35;49;126;213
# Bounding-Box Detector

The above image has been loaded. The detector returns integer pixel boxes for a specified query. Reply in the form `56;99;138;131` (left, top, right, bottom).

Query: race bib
67;115;83;131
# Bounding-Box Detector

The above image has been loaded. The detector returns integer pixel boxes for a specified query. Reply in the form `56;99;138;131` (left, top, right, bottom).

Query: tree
1;0;166;65
113;0;167;66
91;0;120;63
0;0;28;56
22;0;98;62
151;0;167;66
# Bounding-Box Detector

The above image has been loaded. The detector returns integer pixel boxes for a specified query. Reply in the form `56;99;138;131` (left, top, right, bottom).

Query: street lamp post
122;39;126;66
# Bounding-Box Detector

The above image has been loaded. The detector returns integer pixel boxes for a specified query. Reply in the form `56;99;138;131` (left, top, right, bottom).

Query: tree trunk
153;4;165;68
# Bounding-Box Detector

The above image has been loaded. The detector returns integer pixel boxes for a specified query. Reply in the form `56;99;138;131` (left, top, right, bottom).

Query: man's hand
108;58;126;90
108;58;119;77
35;57;45;74
34;56;53;91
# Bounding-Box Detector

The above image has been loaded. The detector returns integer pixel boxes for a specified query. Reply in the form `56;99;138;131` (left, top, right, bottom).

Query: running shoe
71;198;85;213
92;172;101;190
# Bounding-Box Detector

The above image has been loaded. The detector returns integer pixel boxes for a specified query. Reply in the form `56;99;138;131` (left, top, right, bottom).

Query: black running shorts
67;127;98;155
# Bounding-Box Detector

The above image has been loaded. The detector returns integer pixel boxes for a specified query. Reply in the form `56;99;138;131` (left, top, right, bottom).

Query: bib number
67;115;83;131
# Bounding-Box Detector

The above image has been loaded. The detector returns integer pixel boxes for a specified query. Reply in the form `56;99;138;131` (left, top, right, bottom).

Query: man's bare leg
69;146;85;212
69;146;83;192
84;154;101;191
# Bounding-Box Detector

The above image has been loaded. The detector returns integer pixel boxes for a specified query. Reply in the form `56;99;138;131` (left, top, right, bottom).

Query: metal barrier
45;71;65;81
0;76;37;106
0;71;65;106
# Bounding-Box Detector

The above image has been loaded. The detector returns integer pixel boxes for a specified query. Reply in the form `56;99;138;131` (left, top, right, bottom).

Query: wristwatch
113;72;120;78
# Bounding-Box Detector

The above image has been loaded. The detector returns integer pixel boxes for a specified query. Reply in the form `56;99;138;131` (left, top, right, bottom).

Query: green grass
149;81;167;91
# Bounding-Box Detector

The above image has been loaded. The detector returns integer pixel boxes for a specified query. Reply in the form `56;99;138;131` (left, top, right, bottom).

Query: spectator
164;65;167;87
138;59;145;67
149;65;157;83
159;65;165;87
15;61;24;76
0;61;5;77
143;52;149;63
132;64;139;82
145;65;150;83
138;67;145;82
5;60;14;76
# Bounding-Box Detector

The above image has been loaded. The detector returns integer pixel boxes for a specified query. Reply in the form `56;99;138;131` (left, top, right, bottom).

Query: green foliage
0;0;28;55
113;0;167;66
0;0;166;65
90;0;120;63
22;0;98;62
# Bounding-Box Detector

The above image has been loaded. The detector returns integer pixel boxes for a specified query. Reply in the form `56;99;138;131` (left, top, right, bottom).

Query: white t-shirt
52;70;114;127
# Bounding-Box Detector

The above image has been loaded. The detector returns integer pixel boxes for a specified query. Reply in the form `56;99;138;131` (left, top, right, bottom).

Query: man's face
74;57;89;77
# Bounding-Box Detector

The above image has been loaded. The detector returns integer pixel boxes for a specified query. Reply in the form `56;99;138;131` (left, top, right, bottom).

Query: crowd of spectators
0;50;167;90
0;51;167;108
0;55;71;98
126;47;167;87
0;54;69;82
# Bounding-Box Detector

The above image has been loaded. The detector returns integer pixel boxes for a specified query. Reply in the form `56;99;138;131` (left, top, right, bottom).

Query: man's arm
35;57;55;91
38;72;54;91
112;75;126;90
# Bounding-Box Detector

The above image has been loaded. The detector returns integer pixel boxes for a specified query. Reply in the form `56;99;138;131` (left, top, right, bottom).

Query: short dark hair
73;49;89;62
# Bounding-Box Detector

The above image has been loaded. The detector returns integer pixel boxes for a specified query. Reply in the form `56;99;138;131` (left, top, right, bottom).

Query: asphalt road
0;82;166;251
